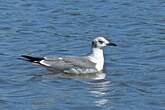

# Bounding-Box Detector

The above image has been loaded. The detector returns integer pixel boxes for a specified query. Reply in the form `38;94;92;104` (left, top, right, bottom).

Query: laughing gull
21;37;117;74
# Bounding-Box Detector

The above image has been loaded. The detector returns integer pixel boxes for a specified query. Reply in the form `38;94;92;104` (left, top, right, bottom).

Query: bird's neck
88;48;104;71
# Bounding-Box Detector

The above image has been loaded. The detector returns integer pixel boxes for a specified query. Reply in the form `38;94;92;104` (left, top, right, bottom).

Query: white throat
88;48;104;71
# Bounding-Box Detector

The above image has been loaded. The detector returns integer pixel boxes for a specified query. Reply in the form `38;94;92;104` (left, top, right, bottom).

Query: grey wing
63;57;96;68
41;57;73;70
63;57;98;74
41;56;97;74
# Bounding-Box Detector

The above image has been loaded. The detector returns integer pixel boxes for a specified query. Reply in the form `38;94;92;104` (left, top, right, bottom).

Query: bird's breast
88;56;104;71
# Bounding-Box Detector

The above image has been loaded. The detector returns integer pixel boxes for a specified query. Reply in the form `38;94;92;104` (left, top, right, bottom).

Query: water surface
0;0;165;110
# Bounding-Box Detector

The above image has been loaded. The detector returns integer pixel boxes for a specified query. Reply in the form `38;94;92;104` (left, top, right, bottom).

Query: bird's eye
98;40;104;44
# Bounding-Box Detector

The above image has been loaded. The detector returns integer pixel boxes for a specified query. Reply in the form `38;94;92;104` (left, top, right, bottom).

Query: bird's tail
20;55;44;63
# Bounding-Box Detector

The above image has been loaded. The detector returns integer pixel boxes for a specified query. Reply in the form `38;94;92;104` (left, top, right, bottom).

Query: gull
21;37;117;74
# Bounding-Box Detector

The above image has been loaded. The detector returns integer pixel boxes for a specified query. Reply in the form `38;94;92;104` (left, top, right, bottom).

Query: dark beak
107;42;117;46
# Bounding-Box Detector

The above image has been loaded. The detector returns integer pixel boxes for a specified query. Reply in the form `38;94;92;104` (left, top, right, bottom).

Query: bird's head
92;37;117;49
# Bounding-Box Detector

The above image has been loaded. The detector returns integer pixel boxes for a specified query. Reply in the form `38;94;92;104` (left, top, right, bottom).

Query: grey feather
41;56;97;74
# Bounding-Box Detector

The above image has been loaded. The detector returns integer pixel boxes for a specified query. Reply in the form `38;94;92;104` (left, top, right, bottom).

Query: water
0;0;165;110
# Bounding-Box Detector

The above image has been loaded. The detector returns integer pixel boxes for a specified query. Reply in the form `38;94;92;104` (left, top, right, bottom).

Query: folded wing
41;56;97;74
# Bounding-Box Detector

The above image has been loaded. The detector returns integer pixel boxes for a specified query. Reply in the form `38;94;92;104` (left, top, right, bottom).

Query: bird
21;37;117;74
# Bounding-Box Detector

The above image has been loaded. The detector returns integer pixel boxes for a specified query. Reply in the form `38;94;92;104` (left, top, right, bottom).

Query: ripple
0;0;164;110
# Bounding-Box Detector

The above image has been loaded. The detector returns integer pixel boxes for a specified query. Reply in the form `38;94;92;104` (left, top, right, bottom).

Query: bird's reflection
87;78;112;107
62;72;106;80
52;71;112;107
37;69;106;80
30;70;111;108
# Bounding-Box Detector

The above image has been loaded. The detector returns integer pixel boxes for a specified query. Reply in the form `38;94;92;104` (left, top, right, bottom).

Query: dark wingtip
21;55;31;58
21;55;33;58
19;55;31;61
19;55;44;62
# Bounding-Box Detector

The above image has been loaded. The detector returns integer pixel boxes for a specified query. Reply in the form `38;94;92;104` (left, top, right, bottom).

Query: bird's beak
107;42;117;46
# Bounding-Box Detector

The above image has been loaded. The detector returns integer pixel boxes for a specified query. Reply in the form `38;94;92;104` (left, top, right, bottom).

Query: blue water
0;0;165;110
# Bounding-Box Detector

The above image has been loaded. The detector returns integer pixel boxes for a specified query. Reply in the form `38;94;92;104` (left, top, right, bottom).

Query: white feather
88;48;104;71
40;60;51;66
